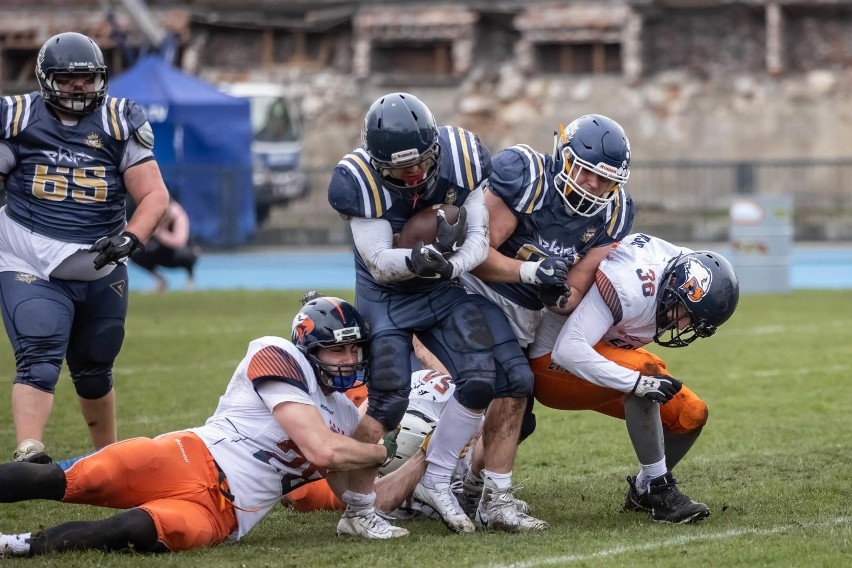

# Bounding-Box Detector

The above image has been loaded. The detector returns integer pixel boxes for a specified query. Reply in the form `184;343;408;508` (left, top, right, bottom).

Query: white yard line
484;517;850;568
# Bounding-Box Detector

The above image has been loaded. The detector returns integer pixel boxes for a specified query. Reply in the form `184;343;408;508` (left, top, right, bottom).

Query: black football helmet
362;92;441;201
291;296;370;391
552;114;630;217
36;32;108;116
654;251;740;348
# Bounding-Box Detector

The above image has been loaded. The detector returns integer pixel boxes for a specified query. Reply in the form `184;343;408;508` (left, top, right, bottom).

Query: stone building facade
2;0;852;242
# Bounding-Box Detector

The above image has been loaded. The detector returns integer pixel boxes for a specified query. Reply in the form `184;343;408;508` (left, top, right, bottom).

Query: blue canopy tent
110;56;255;246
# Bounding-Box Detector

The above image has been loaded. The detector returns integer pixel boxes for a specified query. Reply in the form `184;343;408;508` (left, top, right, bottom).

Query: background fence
252;158;852;247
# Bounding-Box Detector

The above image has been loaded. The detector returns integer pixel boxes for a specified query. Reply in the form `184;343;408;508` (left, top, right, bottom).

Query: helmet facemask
307;341;369;392
41;71;107;116
370;141;441;201
554;143;625;217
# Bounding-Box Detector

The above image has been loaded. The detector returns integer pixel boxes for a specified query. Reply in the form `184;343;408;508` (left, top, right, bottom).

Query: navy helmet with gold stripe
36;32;108;117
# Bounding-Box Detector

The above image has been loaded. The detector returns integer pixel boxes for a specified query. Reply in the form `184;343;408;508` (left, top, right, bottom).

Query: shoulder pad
439;126;492;191
490;145;549;214
133;121;155;149
603;188;635;240
328;148;393;218
99;96;150;141
0;93;36;139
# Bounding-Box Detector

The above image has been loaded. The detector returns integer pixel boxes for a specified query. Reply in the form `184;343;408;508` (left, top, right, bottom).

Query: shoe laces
652;476;693;507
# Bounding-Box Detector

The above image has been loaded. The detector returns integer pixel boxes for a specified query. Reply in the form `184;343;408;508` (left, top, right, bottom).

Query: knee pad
368;333;412;392
454;377;494;411
72;370;113;400
14;360;62;393
366;389;410;431
678;399;709;433
519;396;537;443
494;340;534;398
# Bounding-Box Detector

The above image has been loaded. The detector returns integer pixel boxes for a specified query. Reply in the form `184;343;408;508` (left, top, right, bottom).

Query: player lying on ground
0;296;403;556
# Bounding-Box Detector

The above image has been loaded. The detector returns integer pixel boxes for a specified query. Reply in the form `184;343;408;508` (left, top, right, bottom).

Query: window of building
371;41;453;75
534;42;621;75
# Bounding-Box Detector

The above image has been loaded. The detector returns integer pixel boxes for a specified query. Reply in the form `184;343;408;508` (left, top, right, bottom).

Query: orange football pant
63;431;237;551
283;479;345;512
531;343;708;433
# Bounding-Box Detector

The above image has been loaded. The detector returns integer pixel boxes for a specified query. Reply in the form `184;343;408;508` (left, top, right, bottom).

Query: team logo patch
444;187;458;205
15;273;38;284
110;280;127;297
293;314;315;343
85;132;102;149
581;226;597;243
679;257;713;302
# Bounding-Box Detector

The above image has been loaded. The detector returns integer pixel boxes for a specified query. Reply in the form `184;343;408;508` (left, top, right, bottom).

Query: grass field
0;289;850;567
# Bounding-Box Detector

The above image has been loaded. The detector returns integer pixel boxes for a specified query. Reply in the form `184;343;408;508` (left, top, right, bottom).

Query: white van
219;83;309;224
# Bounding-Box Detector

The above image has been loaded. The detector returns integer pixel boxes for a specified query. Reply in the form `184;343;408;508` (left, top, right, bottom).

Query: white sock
341;490;376;512
482;469;513;490
635;458;667;493
0;533;32;556
422;397;484;488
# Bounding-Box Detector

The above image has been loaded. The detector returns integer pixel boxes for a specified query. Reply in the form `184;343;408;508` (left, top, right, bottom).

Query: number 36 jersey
0;92;151;243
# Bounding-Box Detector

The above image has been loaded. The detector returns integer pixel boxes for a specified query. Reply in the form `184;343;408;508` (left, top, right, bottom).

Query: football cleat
413;481;475;533
642;472;710;524
454;473;531;518
13;439;52;464
475;477;549;533
336;507;409;539
623;475;652;512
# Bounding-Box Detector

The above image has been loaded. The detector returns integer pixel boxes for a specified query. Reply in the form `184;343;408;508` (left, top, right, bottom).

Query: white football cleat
475;477;549;533
413;481;475;533
336;507;409;539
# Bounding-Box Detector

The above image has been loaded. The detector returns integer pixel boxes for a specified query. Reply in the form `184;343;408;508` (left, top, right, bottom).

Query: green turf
0;289;850;567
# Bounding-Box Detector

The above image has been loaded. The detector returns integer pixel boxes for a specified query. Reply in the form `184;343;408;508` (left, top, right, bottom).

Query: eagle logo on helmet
293;314;315;343
679;257;713;302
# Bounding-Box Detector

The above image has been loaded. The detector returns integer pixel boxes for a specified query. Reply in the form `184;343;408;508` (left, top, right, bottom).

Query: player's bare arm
550;244;612;315
123;159;170;242
274;401;387;470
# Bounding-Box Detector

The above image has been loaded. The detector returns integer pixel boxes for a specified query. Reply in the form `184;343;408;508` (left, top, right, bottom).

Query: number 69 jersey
0;92;150;243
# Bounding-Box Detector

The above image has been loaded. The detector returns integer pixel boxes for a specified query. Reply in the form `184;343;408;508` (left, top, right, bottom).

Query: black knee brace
454;377;494;411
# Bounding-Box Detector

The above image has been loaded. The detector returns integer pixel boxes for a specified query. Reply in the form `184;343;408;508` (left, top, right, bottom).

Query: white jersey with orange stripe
191;336;360;541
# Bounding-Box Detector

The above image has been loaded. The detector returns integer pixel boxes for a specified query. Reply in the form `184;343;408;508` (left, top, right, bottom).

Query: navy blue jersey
328;125;492;292
0;92;149;243
487;144;635;309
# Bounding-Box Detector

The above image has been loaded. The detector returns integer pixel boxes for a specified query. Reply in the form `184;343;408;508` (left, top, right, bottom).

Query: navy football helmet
291;296;370;391
654;251;740;348
552;114;630;217
36;32;108;116
362;92;441;200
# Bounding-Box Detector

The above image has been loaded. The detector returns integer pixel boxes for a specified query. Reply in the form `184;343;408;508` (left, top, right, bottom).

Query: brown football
395;204;460;249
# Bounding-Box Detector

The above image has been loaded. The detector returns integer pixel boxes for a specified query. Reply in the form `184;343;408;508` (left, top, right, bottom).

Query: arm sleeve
350;216;416;283
551;285;639;392
448;183;489;278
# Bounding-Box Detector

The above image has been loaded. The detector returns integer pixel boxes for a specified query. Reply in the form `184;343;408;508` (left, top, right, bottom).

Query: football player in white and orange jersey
528;233;740;524
0;297;406;557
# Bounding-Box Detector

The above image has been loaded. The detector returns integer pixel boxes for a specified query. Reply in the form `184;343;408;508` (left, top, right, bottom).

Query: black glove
433;206;468;258
406;241;454;280
538;283;571;309
379;426;401;467
520;257;570;287
89;231;142;270
631;374;683;404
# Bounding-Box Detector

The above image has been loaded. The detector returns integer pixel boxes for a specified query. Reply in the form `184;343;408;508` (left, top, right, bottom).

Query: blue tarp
110;56;255;246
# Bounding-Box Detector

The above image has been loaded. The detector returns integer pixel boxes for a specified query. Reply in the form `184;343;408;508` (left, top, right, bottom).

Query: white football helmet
378;411;435;476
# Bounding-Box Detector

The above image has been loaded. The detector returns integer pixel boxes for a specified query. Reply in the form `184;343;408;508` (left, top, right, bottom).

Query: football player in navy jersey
0;32;169;464
328;92;515;536
446;114;635;530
